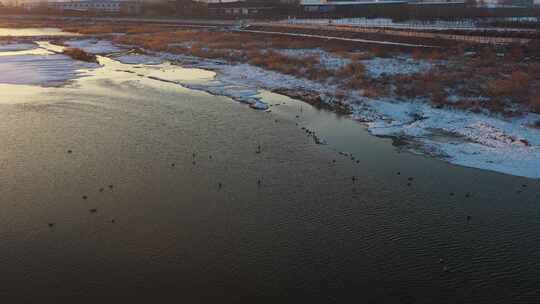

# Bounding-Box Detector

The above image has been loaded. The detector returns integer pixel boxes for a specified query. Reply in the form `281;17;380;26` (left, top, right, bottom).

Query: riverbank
1;21;540;178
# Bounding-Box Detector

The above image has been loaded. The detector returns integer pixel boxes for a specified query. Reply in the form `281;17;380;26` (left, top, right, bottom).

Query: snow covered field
4;38;540;178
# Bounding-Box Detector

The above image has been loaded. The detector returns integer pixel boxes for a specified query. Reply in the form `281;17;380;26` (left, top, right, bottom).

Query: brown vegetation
62;48;97;63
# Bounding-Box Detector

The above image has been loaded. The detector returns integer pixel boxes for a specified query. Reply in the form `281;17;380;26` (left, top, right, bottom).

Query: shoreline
2;32;540;179
126;45;540;179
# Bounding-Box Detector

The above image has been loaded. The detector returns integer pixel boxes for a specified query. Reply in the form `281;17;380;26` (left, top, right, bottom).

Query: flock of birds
46;100;534;276
47;178;114;228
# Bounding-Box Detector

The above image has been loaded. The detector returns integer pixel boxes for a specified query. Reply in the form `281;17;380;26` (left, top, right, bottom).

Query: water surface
0;42;539;303
0;27;77;37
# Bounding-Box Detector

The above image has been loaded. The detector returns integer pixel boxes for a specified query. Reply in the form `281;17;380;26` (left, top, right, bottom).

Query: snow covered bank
354;99;540;178
0;53;98;86
64;39;124;54
142;52;335;110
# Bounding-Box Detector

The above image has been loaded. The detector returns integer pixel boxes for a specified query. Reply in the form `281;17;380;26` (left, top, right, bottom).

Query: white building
49;0;122;12
21;0;141;14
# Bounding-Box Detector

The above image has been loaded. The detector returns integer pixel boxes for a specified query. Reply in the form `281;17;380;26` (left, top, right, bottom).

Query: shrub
411;49;423;60
336;62;365;79
531;94;540;113
509;44;524;61
427;50;443;61
371;47;390;58
528;63;540;80
62;48;97;63
486;71;529;99
346;77;365;90
487;79;514;97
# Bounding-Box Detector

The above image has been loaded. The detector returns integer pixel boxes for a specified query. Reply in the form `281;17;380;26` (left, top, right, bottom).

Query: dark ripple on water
0;54;539;303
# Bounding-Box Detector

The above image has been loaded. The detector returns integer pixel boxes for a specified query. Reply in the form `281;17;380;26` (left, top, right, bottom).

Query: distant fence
282;17;539;32
253;22;532;45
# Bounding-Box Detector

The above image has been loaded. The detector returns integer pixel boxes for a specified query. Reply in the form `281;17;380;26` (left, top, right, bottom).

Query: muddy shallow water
0;40;540;303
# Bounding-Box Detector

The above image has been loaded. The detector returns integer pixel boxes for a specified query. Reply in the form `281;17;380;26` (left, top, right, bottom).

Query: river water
0;32;539;303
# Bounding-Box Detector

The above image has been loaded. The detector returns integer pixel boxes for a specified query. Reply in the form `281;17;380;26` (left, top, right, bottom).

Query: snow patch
275;48;351;71
362;57;435;78
114;54;164;65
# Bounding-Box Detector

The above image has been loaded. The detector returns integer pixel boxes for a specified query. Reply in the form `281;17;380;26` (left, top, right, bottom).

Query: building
497;0;534;7
300;0;465;14
22;0;141;14
207;0;280;17
169;0;207;16
301;0;407;14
